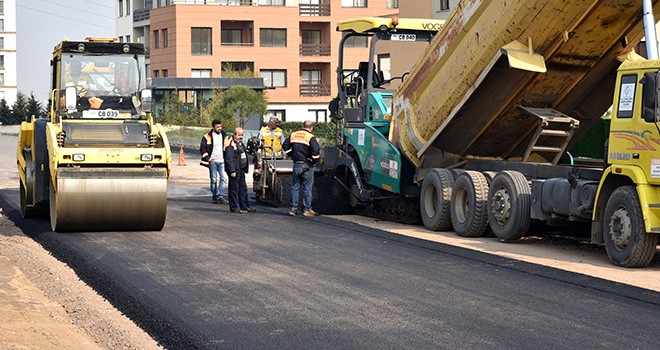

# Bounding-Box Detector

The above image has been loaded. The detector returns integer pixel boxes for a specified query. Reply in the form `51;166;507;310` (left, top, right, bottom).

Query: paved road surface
1;189;659;349
2;131;659;349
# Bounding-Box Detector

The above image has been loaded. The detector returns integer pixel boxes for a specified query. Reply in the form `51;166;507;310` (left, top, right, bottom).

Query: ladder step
540;130;571;137
532;146;563;153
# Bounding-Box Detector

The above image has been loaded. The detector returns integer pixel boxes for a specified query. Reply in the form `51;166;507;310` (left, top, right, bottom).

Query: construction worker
200;119;229;204
225;127;256;214
257;116;286;158
282;120;320;217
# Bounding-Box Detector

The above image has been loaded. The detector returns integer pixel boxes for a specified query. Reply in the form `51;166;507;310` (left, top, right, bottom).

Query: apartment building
117;0;400;123
0;0;17;105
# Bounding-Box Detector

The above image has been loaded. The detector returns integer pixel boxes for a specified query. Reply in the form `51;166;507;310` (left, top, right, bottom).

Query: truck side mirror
141;89;152;112
65;85;77;112
641;73;659;122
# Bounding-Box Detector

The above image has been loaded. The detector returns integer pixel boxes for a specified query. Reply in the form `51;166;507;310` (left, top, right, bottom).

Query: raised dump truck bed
394;0;660;165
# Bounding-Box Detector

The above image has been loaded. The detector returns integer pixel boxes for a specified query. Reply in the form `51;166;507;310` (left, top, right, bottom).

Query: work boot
218;197;228;204
288;210;297;217
230;209;245;214
303;209;318;217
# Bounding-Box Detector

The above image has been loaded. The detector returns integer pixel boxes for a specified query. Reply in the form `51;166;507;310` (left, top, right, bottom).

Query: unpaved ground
0;215;163;350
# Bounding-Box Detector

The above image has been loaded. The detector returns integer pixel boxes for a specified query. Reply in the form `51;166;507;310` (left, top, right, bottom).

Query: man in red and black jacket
282;120;320;217
225;127;256;214
200;119;228;204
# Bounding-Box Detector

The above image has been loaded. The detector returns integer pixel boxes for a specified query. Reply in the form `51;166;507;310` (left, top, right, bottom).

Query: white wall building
0;0;17;105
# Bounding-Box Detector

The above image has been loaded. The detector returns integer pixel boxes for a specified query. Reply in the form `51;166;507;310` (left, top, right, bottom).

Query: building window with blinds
260;69;287;88
192;27;213;55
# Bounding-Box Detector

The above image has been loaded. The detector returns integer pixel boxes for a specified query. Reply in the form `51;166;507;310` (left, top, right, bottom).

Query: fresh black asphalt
1;189;659;350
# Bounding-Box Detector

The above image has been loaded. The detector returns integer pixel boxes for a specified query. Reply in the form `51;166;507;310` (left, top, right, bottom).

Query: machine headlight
140;154;153;161
72;154;85;161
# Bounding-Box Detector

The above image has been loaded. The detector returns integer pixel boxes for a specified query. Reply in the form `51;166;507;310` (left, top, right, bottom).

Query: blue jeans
209;161;227;200
290;162;314;212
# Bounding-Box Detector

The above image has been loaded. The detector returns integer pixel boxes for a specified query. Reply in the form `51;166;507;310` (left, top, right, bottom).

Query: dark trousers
228;170;249;211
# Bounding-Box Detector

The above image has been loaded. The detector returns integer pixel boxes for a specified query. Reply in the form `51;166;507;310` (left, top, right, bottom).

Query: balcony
133;8;151;22
300;43;330;56
299;3;330;16
300;83;331;97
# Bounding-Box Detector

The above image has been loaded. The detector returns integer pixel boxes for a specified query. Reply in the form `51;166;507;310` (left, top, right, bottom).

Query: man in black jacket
225;127;256;213
200;119;228;204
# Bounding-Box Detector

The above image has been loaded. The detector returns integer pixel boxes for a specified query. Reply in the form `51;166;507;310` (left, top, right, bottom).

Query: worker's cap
269;116;280;123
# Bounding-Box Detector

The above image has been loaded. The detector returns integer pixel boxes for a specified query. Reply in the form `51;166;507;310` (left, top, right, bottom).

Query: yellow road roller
17;38;171;231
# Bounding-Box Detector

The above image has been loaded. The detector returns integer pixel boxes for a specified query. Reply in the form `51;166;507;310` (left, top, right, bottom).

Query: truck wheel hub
491;188;511;224
608;207;631;249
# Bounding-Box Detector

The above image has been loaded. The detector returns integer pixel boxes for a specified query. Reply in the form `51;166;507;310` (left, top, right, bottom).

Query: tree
200;89;236;132
220;86;267;128
221;64;256;78
0;99;11;125
11;92;29;124
26;92;45;119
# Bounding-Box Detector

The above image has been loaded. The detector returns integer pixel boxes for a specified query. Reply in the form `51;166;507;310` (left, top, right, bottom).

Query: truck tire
482;171;497;186
451;171;489;237
420;168;454;231
487;171;531;241
603;186;658;267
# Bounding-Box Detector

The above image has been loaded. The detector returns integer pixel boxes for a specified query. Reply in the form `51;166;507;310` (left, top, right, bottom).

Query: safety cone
178;146;186;166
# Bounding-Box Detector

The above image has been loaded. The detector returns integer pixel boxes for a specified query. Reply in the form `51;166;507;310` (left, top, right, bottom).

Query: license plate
82;109;120;119
390;33;416;41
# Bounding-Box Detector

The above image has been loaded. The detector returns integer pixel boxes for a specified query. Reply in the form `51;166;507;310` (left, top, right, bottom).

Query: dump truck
325;0;660;267
17;38;171;232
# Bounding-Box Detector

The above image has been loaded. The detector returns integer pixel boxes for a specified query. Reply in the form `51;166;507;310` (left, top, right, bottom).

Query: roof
336;17;444;34
151;77;264;91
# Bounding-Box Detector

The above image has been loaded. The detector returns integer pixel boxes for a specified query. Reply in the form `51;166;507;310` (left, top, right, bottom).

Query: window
0;73;4;86
118;0;124;16
0;55;4;69
617;75;636;119
153;30;160;49
126;0;131;15
126;35;131;42
192;27;213;55
440;0;450;11
302;70;322;85
221;29;242;45
344;36;368;48
302;30;321;45
163;29;169;47
386;0;398;8
260;29;286;47
266;109;286;122
153;70;159;78
162;69;169;78
260;69;286;88
0;19;4;31
222;61;254;72
258;0;285;5
0;37;4;50
192;69;212;78
378;54;391;80
0;1;4;13
342;0;367;7
310;109;327;123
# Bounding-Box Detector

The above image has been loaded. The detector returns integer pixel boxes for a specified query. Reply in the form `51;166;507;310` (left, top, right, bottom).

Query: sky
16;0;115;102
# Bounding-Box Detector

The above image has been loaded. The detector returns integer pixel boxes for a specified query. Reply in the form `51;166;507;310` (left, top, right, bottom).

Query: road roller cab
17;38;172;232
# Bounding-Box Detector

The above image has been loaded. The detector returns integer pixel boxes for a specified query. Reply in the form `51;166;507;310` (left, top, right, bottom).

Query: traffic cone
178;146;186;166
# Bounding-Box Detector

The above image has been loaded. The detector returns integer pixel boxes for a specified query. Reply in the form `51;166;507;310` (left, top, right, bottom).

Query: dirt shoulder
0;214;163;350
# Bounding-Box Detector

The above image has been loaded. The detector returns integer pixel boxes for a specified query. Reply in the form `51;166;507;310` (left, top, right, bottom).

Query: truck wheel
487;171;531;241
482;171;497;186
603;186;658;267
451;171;489;237
421;168;454;231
